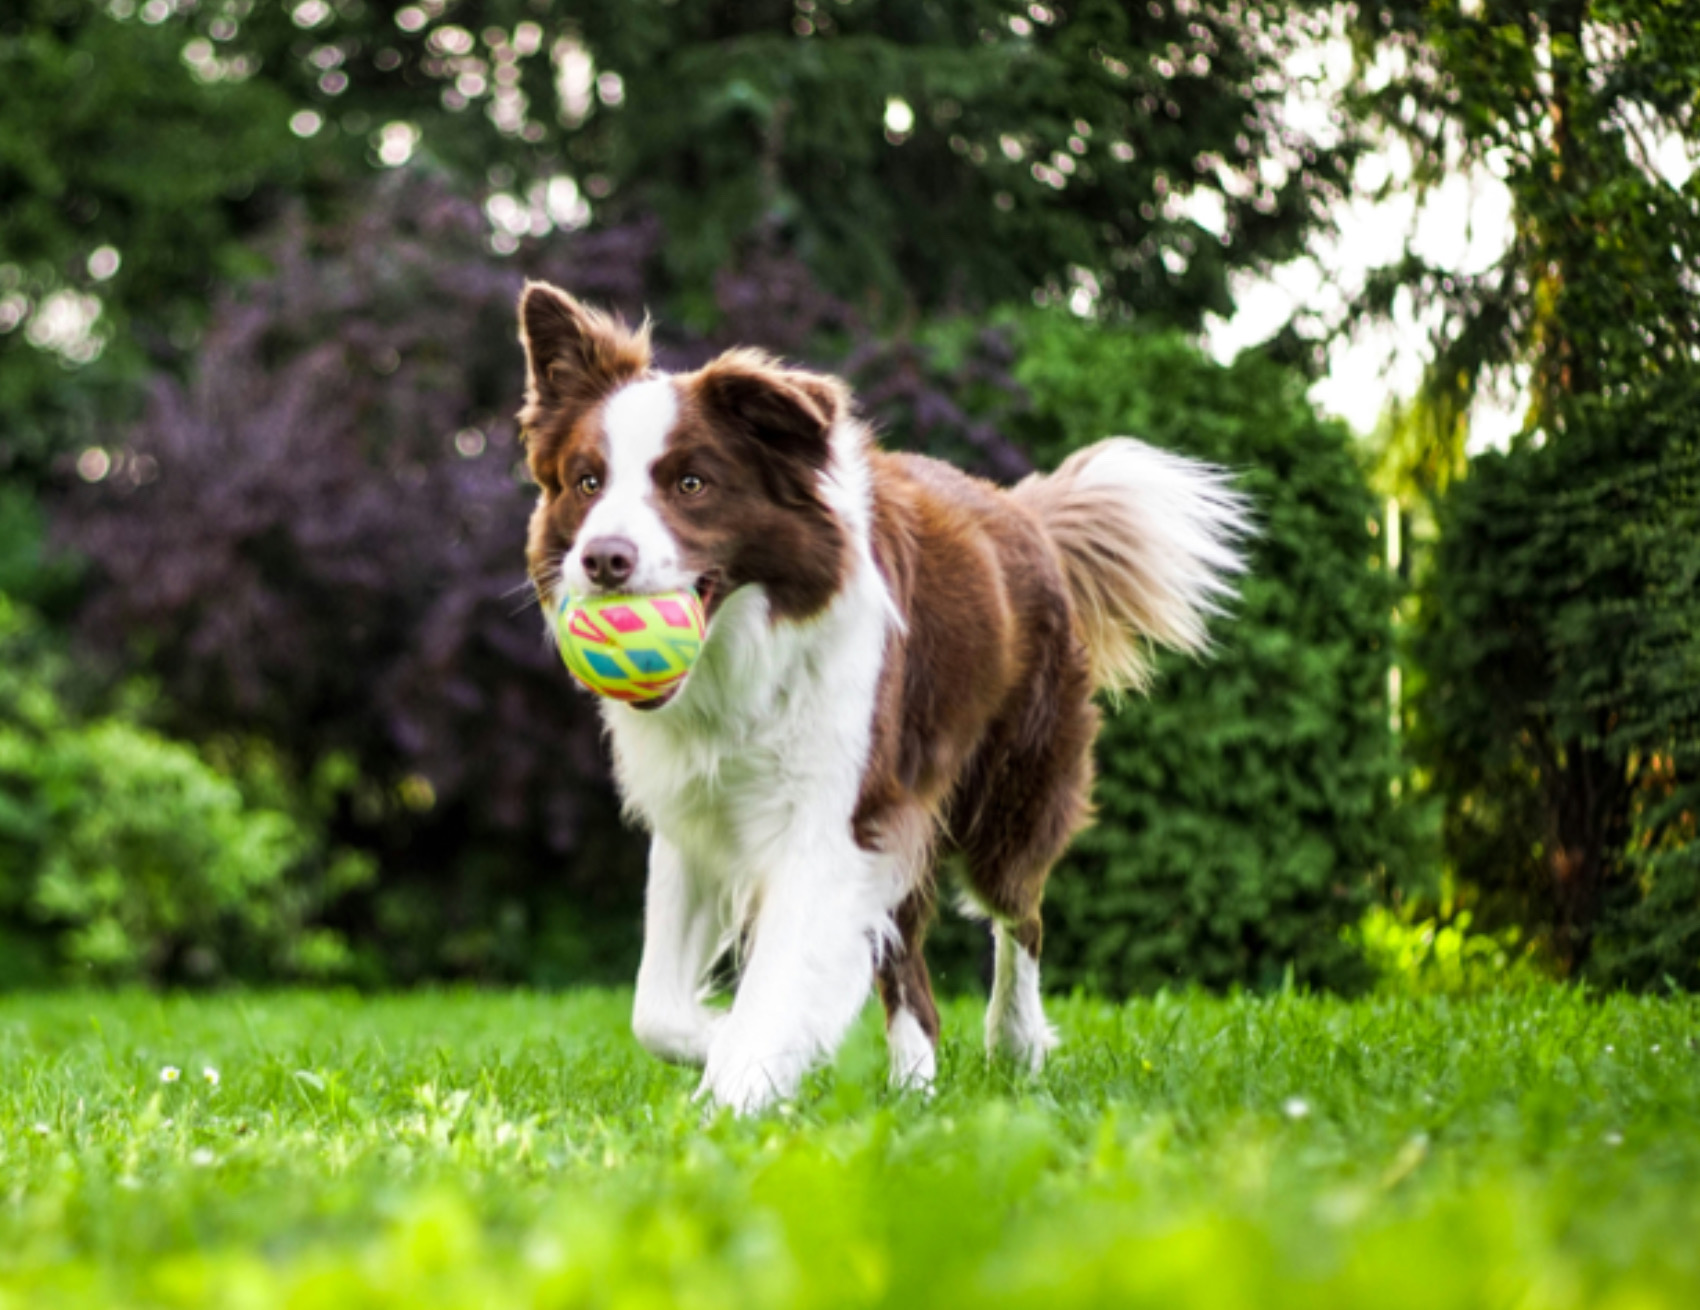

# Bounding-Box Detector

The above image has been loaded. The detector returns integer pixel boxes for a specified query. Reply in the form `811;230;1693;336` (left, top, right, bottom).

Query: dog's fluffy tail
1010;437;1253;696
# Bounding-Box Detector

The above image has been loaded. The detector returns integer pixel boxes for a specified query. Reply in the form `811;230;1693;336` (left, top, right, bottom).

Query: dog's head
517;282;853;634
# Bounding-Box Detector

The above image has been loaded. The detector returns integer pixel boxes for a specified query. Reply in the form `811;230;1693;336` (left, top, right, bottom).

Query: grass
1;988;1698;1308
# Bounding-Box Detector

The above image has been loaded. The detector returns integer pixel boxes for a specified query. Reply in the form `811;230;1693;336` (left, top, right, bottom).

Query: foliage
1345;1;1700;991
142;0;1358;328
1345;0;1700;460
1355;904;1541;996
0;594;367;985
4;3;1436;990
574;0;1361;327
998;314;1409;994
2;0;1365;477
2;988;1700;1306
0;0;315;473
1414;371;1700;983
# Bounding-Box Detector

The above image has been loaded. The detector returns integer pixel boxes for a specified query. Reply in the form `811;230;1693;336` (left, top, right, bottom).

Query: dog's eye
678;473;706;497
576;473;601;497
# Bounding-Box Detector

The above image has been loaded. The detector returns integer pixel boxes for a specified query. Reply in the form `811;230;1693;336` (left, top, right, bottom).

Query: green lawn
2;988;1697;1308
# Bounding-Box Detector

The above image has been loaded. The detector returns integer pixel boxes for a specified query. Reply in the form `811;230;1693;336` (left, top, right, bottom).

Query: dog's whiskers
507;567;564;619
510;590;549;618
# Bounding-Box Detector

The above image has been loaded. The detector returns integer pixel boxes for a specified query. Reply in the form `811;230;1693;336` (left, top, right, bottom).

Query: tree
1348;2;1700;977
1414;372;1700;979
4;0;1363;443
1347;0;1700;451
11;0;1402;985
0;0;309;474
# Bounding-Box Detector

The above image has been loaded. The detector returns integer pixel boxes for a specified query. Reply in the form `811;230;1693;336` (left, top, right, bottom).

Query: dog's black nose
580;536;638;590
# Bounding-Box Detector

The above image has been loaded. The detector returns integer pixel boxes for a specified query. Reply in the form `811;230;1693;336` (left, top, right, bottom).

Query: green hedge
996;315;1408;993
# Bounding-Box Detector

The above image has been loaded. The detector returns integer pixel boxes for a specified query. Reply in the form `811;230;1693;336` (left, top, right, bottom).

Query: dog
517;282;1249;1113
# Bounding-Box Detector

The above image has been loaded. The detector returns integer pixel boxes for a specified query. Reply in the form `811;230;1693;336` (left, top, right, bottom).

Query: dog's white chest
604;584;885;893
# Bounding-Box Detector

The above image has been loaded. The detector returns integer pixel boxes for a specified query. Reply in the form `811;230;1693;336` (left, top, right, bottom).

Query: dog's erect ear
695;349;847;472
517;282;651;425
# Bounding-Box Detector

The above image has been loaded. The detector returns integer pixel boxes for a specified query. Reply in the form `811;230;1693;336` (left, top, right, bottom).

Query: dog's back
856;444;1248;1070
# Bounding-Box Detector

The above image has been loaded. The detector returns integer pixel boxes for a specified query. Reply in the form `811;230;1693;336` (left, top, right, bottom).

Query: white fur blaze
1011;437;1252;695
565;377;692;597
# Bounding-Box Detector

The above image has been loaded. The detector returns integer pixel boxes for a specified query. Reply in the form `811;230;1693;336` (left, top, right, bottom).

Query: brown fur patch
854;452;1097;1007
516;282;651;493
877;886;941;1041
665;352;851;620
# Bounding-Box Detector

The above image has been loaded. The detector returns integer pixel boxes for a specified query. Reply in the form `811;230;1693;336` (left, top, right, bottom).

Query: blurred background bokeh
1;0;1694;994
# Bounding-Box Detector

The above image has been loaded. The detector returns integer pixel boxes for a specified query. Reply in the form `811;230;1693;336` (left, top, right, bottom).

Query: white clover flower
160;1066;181;1084
189;1148;216;1168
1282;1096;1311;1121
202;1067;221;1088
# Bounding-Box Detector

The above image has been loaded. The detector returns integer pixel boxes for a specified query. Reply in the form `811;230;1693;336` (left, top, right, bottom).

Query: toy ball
555;589;706;704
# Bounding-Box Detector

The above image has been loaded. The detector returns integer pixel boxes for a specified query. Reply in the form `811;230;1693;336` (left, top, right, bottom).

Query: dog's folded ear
517;282;651;427
695;349;847;472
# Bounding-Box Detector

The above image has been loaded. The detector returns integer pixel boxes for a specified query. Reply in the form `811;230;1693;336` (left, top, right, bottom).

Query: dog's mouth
629;572;726;714
694;571;726;622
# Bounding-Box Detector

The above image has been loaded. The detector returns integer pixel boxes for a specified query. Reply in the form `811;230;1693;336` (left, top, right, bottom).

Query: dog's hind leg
958;660;1097;1074
962;827;1063;1072
986;913;1056;1072
877;886;940;1091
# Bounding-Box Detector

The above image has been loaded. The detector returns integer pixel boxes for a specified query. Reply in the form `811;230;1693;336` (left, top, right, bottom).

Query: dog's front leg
698;835;881;1114
631;837;727;1067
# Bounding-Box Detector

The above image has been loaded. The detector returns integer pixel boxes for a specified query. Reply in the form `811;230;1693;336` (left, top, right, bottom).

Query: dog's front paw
696;1046;807;1116
886;1010;938;1092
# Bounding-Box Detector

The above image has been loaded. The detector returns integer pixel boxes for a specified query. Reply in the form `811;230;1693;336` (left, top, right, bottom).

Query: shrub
1414;374;1700;986
1000;315;1408;994
0;594;367;984
1355;906;1541;996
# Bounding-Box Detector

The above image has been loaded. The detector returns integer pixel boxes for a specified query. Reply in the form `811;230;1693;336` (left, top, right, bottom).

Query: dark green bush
1414;374;1700;986
0;594;370;985
999;314;1408;993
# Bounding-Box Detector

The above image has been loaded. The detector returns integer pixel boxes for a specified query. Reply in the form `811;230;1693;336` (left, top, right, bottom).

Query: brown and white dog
517;283;1249;1113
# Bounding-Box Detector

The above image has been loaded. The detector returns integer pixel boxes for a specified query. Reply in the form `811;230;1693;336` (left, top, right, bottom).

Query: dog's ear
517;282;651;428
695;349;847;473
